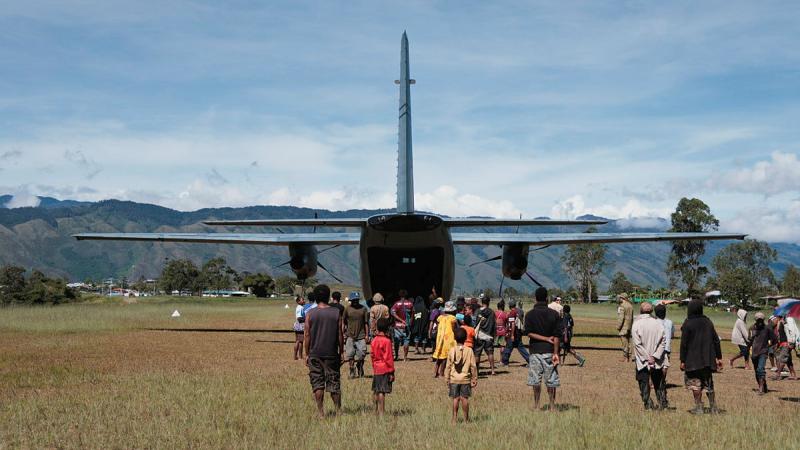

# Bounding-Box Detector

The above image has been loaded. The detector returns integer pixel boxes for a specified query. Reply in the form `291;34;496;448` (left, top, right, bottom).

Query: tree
562;227;606;303
243;273;275;298
608;272;634;296
711;240;777;308
275;276;297;295
159;259;200;295
199;257;236;293
781;264;800;297
666;198;719;299
0;265;27;305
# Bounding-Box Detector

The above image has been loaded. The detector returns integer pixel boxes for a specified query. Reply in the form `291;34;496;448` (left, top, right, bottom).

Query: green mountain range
1;196;798;294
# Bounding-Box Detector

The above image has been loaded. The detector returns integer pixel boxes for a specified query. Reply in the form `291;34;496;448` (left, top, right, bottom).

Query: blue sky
1;1;799;242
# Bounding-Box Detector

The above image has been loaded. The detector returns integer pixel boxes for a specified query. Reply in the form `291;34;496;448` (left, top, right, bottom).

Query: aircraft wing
451;232;747;246
203;219;366;227
73;232;362;245
444;218;607;227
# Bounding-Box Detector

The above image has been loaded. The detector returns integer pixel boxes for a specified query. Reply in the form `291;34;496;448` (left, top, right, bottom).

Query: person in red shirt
390;290;414;361
495;300;508;347
370;318;395;416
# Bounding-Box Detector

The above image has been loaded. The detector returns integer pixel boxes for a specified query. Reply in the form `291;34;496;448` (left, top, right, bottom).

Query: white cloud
723;201;800;243
550;195;671;220
1;185;41;208
707;152;800;196
415;185;521;218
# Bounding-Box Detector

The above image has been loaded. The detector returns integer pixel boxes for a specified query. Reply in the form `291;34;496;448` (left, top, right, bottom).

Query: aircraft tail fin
396;31;415;213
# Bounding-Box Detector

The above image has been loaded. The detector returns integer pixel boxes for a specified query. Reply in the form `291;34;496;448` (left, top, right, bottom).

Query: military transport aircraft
75;32;746;301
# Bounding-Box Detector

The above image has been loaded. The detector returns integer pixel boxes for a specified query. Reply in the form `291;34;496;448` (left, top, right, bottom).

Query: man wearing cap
369;293;390;339
304;284;344;417
617;293;634;362
343;292;369;379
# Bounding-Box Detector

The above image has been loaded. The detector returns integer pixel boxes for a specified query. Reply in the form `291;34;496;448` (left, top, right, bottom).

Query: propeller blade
499;276;505;298
275;227;285;234
525;271;543;287
469;255;502;268
274;260;291;269
319;245;341;254
317;261;343;283
313;212;318;233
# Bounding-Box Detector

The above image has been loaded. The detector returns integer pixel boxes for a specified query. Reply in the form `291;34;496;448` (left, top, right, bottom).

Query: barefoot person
772;314;798;381
632;302;667;410
390;290;414;361
303;285;344;418
293;296;306;360
560;305;586;367
433;300;457;378
474;297;497;376
445;327;478;423
369;293;390;338
679;299;723;415
525;287;561;411
370;318;395;417
411;295;430;355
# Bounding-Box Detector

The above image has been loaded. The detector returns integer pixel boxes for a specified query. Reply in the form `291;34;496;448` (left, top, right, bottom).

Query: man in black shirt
304;284;344;417
524;287;561;411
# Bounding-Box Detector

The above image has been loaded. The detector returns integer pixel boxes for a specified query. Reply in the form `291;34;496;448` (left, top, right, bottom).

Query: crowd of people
293;284;799;420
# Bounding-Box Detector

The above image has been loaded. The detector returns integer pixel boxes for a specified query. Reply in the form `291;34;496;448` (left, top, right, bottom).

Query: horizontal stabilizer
73;232;361;246
445;218;607;227
451;232;747;246
203;219;366;227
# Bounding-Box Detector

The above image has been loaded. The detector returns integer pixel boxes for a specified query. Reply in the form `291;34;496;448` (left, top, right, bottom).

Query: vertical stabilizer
396;32;415;213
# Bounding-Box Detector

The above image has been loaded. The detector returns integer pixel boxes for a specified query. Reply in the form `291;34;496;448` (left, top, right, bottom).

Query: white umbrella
705;290;721;297
777;298;800;307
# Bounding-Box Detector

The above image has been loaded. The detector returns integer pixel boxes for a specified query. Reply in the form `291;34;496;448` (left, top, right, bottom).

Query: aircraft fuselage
360;213;454;301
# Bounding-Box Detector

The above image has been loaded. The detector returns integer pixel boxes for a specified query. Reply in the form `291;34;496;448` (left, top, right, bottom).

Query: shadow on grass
340;405;415;417
531;404;580;412
255;339;296;344
146;327;293;333
571;345;622;352
779;396;800;403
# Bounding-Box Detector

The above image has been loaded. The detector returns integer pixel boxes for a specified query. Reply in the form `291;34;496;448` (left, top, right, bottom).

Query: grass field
1;297;798;449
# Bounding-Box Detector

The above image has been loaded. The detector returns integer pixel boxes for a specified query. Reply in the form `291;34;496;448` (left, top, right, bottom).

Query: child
293;296;306;360
445;327;478;423
371;317;395;416
456;313;475;349
561;305;586;367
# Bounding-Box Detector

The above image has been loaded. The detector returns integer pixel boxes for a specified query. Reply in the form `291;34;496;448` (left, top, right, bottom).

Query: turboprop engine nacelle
288;244;318;280
501;244;529;280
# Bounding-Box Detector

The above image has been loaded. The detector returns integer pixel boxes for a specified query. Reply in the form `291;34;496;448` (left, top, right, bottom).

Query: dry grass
1;299;798;449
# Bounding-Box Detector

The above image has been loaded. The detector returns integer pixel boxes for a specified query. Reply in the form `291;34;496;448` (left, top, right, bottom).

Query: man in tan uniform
617;293;634;362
